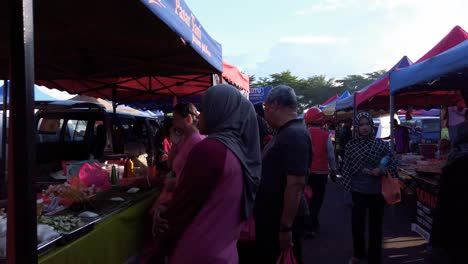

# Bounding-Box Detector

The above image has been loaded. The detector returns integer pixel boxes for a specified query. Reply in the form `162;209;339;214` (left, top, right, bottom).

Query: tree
336;70;387;92
247;69;387;113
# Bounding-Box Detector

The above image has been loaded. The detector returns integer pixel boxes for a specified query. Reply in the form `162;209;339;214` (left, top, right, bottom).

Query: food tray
56;217;100;245
37;235;63;256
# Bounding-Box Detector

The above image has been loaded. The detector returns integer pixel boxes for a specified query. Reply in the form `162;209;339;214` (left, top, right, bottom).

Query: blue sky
186;0;468;79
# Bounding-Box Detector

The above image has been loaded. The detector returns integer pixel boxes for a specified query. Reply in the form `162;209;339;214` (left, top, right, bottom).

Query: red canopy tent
321;94;338;106
37;61;249;105
221;61;250;92
356;56;412;110
416;25;468;63
392;25;468;109
357;26;468;111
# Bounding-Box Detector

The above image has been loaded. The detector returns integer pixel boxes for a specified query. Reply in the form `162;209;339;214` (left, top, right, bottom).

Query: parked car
35;101;162;181
399;115;440;152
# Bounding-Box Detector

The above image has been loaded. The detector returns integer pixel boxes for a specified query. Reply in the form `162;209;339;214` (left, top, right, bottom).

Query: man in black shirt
254;85;313;263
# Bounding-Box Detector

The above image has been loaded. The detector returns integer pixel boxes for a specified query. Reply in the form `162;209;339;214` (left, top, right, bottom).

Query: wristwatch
279;223;292;232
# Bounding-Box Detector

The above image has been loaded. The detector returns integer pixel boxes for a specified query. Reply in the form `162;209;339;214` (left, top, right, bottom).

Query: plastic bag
79;162;111;189
239;214;256;242
276;248;298;264
381;173;401;205
304;186;313;204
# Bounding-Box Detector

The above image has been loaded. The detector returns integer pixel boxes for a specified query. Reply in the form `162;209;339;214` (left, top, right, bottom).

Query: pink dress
172;132;205;178
169;150;244;264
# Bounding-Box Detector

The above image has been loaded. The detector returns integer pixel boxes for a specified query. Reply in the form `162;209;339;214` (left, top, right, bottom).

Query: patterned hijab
341;112;397;191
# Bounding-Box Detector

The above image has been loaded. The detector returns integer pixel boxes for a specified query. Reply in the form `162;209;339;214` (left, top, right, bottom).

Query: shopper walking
342;112;397;264
303;107;337;238
254;85;312;264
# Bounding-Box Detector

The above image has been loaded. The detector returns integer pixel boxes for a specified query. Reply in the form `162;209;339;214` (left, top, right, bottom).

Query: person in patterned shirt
342;112;398;264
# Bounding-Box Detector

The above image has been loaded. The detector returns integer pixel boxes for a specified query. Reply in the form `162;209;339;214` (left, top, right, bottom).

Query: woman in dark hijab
148;84;261;264
342;112;397;264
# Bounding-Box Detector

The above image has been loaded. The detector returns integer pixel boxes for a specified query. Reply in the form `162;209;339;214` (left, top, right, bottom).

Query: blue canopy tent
390;39;468;98
322;91;352;118
320;90;350;110
388;39;468;151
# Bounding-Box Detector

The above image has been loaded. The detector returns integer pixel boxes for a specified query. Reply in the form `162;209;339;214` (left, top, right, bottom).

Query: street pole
6;0;38;262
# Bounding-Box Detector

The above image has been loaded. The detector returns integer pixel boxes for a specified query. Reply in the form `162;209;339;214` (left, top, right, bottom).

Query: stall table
39;187;159;264
397;155;442;241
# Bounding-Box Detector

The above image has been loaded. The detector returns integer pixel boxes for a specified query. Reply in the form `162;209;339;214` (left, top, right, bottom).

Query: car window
37;118;64;143
64;120;88;142
118;117;139;144
422;119;440;133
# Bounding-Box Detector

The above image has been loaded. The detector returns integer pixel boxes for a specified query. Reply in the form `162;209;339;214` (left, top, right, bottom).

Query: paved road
302;180;428;264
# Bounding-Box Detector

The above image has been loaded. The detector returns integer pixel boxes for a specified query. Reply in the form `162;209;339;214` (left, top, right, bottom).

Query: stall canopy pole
6;0;38;262
1;80;9;199
389;95;395;152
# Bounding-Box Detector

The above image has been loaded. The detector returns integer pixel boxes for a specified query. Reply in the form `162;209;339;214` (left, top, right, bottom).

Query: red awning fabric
416;25;468;63
37;74;213;103
321;94;338;106
37;61;249;103
222;61;250;92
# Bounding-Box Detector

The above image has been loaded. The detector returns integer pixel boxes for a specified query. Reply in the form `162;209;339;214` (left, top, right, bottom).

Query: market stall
396;153;446;241
389;31;468;241
0;0;224;262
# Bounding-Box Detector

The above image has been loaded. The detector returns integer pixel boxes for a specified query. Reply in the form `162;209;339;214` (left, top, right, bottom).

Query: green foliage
250;70;386;113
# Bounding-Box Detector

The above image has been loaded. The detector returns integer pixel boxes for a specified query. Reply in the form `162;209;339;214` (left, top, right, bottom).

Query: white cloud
296;0;427;15
279;35;348;45
295;0;346;15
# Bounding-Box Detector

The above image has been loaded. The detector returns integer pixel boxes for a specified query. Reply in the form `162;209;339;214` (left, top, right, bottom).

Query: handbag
381;172;401;205
276;248;298;264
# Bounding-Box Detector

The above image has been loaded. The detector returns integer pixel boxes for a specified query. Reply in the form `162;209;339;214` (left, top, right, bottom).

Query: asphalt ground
239;179;428;264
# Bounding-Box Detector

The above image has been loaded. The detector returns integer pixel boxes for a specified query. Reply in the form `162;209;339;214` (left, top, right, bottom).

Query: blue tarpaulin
390;40;468;95
249;86;273;105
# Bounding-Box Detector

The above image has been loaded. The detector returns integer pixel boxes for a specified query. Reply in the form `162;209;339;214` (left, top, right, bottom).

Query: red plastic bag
381;173;401;205
239;214;256;242
304;186;313;204
276;248;297;264
78;162;110;189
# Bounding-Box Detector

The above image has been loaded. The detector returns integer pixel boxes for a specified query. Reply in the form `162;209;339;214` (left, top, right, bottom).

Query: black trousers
254;214;303;264
306;173;328;231
351;192;385;264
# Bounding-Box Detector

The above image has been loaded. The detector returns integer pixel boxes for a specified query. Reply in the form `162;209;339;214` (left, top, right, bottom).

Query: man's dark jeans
306;173;328;232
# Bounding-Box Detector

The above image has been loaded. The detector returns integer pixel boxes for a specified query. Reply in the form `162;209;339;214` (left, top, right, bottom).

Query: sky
186;0;468;79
